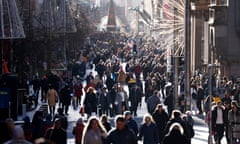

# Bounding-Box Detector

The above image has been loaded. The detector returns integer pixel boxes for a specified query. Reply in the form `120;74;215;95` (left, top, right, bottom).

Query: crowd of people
1;31;240;144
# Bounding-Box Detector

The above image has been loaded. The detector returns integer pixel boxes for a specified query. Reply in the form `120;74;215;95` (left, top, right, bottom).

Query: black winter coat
84;92;97;115
45;128;67;144
163;129;188;144
211;106;226;131
60;86;72;105
105;127;137;144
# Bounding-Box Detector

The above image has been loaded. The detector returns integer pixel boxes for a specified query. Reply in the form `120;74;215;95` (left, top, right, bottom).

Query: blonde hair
87;87;95;93
169;122;184;135
142;113;155;124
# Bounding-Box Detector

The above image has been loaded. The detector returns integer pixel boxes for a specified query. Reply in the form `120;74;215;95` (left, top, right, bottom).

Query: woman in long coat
115;86;129;114
72;118;85;144
138;114;159;144
84;87;97;118
47;84;58;115
117;67;126;85
228;101;240;144
82;116;107;144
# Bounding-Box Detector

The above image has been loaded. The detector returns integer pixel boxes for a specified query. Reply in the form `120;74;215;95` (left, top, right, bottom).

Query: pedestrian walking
196;85;204;114
72;118;85;144
46;84;58;116
144;77;154;102
32;111;45;141
205;101;217;144
43;114;53;134
109;84;118;117
117;66;126;86
83;87;97;118
21;116;34;142
152;104;169;143
146;90;161;114
160;75;166;99
82;116;107;144
138;114;159;144
105;115;137;144
73;79;83;106
190;83;198;114
100;114;112;132
129;84;142;116
211;101;226;144
124;111;138;136
182;114;195;144
162;122;188;144
45;118;67;144
228;101;240;144
60;84;72;115
31;75;41;108
164;109;190;144
115;86;129;114
3;126;32;144
164;89;174;116
53;108;68;130
99;86;112;116
223;100;231;144
41;75;48;102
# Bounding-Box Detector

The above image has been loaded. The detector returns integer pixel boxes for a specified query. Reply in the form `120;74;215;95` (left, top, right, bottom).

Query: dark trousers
76;96;81;105
214;124;224;144
62;104;70;114
196;99;203;113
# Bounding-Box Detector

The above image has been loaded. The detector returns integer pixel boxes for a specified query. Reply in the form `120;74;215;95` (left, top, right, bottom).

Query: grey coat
114;91;129;114
228;109;240;138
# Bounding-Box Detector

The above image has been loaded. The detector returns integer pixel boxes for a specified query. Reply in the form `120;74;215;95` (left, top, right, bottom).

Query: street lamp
207;63;220;144
208;63;214;144
185;0;191;111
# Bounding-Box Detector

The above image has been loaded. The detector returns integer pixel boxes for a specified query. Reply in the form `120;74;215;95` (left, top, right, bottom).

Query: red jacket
72;123;85;144
74;83;83;97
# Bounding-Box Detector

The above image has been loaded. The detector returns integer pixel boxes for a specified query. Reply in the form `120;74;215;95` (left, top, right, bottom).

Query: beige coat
47;88;58;107
118;70;126;84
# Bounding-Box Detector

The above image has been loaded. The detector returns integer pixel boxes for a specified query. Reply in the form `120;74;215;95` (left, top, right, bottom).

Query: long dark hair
83;116;106;134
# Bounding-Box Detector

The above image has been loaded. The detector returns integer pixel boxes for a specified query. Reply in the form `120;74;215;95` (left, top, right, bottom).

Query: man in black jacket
124;111;138;136
211;101;226;144
45;118;67;144
129;85;142;116
60;84;72;115
105;115;137;144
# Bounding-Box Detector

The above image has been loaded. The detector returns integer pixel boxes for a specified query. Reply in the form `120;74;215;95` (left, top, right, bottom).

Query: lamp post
185;0;191;110
208;63;213;144
63;0;67;65
208;19;216;144
174;6;179;109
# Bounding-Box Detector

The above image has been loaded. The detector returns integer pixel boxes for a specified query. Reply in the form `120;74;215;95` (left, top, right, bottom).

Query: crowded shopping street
0;0;238;144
